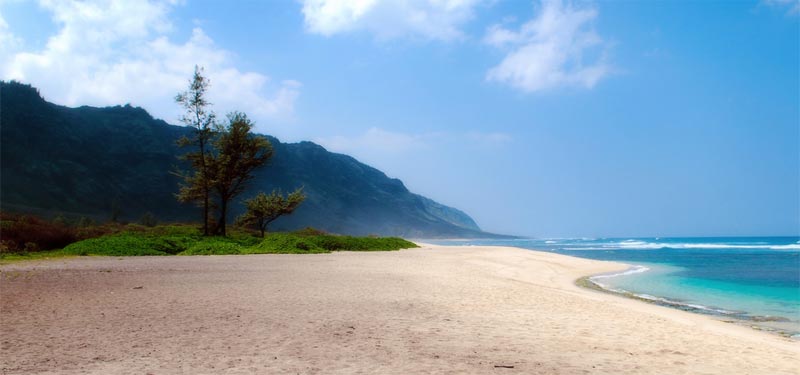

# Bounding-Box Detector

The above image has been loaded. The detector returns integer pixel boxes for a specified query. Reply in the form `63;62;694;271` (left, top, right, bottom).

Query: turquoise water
427;237;800;335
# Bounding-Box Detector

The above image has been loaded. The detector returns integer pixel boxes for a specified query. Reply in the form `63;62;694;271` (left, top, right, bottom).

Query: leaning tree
237;188;306;237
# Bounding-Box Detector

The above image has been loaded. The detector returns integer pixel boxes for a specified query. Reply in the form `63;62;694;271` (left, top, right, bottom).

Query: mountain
0;81;504;238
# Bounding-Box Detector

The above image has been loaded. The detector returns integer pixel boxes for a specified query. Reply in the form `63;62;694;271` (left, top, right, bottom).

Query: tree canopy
238;188;306;237
208;112;273;236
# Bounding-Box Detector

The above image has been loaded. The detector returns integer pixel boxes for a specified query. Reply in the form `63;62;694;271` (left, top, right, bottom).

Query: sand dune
1;245;797;374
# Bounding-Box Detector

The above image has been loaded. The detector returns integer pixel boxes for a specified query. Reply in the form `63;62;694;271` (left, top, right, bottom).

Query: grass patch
0;249;74;265
3;225;418;259
0;212;417;260
61;233;197;256
180;237;245;255
304;235;417;251
242;233;328;254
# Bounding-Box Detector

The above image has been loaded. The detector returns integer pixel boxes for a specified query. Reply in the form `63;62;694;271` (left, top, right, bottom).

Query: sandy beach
1;244;797;374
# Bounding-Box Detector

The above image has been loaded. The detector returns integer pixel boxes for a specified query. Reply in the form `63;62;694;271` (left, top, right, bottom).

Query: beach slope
1;245;797;374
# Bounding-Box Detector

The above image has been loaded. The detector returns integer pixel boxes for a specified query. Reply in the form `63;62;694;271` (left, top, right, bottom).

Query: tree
108;198;122;223
139;212;158;227
208;112;272;236
175;66;216;235
237;188;306;237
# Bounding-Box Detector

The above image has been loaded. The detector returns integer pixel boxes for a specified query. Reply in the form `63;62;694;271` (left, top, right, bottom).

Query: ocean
427;237;800;337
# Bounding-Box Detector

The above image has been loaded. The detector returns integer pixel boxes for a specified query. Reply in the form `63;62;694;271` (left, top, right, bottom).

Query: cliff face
1;81;496;238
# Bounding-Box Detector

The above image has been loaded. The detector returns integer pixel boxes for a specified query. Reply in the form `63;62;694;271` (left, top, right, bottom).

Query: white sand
1;244;798;374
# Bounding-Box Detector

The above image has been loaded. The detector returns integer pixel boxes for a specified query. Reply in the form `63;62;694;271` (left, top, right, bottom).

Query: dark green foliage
51;225;417;257
208;112;272;236
0;80;501;238
76;216;95;227
109;200;122;223
139;212;157;227
238;188;305;237
61;233;194;256
240;233;417;254
293;227;328;236
305;235;417;251
180;237;245;255
175;66;216;236
52;214;69;226
224;231;263;247
243;233;327;254
58;224;205;256
2;220;416;260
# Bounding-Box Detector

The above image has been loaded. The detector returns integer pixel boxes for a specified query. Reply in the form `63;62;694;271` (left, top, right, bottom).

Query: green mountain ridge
0;81;507;238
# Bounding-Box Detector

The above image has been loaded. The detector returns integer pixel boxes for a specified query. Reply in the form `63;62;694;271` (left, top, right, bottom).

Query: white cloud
0;0;300;131
763;0;800;15
301;0;481;41
0;8;22;54
485;0;611;92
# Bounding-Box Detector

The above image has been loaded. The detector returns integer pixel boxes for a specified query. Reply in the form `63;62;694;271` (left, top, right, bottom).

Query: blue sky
1;0;798;237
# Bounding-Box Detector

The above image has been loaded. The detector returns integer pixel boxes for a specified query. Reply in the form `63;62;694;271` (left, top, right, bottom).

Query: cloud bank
300;0;613;93
0;0;300;129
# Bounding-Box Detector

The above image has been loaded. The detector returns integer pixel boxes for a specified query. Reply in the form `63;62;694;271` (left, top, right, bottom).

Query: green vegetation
174;69;274;237
243;233;327;254
303;234;420;252
1;221;417;262
207;111;273;236
0;250;74;265
175;66;216;236
238;188;306;237
62;232;196;256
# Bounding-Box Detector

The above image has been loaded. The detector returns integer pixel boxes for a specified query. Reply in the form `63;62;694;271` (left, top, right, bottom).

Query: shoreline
576;273;800;340
425;241;800;340
2;244;798;374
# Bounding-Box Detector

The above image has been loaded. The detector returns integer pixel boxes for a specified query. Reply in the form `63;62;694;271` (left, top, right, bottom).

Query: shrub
0;212;417;259
0;213;76;252
224;231;263;247
76;216;95;227
180;238;243;255
307;235;417;251
293;227;328;237
61;232;196;256
243;233;328;254
139;212;158;227
73;222;127;240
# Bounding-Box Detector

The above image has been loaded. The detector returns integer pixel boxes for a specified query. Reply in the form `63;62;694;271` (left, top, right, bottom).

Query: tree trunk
218;198;227;236
202;192;209;236
199;138;209;236
258;218;266;238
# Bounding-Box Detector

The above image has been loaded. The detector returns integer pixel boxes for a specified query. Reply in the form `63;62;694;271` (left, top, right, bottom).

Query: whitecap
590;265;651;280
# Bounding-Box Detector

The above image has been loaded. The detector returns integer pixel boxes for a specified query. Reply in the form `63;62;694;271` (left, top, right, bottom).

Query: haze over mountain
0;81;502;238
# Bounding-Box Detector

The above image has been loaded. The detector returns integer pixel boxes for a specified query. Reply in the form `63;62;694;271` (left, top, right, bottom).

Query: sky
1;0;798;238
